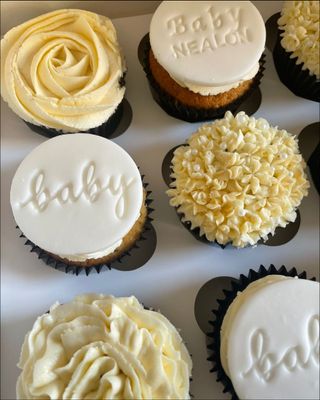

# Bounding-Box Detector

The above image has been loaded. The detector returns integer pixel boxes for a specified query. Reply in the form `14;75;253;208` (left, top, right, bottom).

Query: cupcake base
206;265;316;400
162;144;301;249
139;34;265;123
273;32;320;102
17;177;156;275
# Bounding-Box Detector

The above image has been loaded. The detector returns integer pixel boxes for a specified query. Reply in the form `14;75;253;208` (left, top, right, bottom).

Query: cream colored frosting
10;134;144;259
167;111;309;248
57;239;123;262
17;294;192;399
150;1;265;93
172;63;260;95
1;9;126;132
278;1;320;79
219;275;320;399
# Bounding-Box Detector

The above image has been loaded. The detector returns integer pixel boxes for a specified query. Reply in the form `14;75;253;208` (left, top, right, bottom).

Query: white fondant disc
10;134;143;256
150;1;266;86
227;278;320;399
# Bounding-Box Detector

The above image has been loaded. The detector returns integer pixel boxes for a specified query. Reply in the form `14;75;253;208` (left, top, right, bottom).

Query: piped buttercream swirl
17;294;192;399
1;9;126;132
167;111;309;248
278;1;320;79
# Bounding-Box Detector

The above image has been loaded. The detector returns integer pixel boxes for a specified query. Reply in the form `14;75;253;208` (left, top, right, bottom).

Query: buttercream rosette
273;1;320;102
278;1;319;79
1;9;126;133
167;111;309;248
17;294;192;399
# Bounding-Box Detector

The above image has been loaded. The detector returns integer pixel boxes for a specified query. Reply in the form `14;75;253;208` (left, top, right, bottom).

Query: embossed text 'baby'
242;314;320;382
19;162;135;219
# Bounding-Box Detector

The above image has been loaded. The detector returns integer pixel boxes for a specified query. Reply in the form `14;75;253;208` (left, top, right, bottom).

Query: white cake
220;275;320;399
10;134;144;263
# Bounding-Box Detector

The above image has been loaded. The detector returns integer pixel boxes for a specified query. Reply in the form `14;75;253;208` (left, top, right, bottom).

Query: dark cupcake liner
206;264;316;400
17;175;156;276
162;145;301;249
273;31;320;102
308;142;320;194
140;34;265;123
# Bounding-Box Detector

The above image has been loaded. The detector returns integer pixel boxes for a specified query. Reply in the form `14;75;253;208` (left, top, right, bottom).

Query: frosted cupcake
274;1;319;102
207;267;320;399
167;111;309;248
143;1;266;121
10;134;148;271
1;9;126;136
17;294;192;399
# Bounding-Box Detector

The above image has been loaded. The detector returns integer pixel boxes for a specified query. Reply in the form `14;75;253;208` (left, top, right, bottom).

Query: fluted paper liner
273;30;320;102
162;145;301;249
205;264;316;400
138;34;265;123
17;175;156;276
298;122;320;196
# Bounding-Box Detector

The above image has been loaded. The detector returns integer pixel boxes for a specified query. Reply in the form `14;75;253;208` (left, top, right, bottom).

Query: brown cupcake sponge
149;50;254;109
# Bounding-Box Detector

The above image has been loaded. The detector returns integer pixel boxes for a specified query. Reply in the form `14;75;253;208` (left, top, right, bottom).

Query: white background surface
1;2;319;399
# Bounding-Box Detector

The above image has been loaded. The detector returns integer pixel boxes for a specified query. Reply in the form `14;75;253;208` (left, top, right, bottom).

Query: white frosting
17;294;192;399
220;276;320;399
278;1;320;79
173;62;259;95
167;111;309;248
1;9;125;132
10;134;143;259
150;1;265;92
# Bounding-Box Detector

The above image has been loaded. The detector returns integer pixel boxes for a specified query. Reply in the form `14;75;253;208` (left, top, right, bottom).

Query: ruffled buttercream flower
17;294;192;399
167;111;309;248
1;9;125;132
278;1;320;78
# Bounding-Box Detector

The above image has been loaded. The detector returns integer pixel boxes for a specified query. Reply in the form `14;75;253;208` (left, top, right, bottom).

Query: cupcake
167;111;309;248
1;9;126;137
143;1;266;122
10;134;148;271
207;266;320;399
274;1;320;102
17;294;192;399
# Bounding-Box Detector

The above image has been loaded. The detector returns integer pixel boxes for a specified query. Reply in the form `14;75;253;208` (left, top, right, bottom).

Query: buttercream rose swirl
17;295;192;400
1;9;126;132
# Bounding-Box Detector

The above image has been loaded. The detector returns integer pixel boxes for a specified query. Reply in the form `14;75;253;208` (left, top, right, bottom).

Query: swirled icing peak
278;1;320;78
1;9;125;132
167;111;309;248
17;294;192;399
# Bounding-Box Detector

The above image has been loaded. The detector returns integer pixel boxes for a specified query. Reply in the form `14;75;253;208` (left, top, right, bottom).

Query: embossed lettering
171;42;188;58
19;162;135;219
167;15;187;35
242;315;320;381
187;40;199;55
168;6;252;59
191;17;207;32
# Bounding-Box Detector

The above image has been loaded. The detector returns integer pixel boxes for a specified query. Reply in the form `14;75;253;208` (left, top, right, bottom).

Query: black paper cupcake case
206;264;316;400
140;35;265;123
17;176;155;276
273;33;320;102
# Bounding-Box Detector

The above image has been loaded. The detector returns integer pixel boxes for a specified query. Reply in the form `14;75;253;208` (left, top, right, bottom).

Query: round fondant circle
227;278;319;399
150;1;266;86
10;134;143;256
